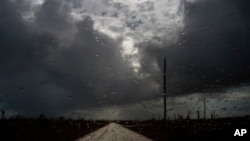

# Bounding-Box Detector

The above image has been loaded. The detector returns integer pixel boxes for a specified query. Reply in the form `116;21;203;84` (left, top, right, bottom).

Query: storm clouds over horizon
0;0;250;119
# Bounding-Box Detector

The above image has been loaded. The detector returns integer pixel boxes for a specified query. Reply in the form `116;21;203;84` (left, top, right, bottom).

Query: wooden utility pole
163;57;167;121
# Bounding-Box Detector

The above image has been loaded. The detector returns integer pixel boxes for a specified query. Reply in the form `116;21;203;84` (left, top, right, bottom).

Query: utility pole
187;110;190;120
0;110;5;120
197;110;200;120
163;57;167;122
204;97;206;119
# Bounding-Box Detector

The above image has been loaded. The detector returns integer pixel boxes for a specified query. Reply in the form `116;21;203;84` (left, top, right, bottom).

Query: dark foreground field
0;117;249;141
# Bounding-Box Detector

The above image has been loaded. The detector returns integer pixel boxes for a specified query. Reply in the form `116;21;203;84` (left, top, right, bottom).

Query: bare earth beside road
0;117;249;141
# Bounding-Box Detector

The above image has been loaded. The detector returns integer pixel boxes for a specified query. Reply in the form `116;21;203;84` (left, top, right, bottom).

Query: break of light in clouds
67;0;186;73
0;0;250;120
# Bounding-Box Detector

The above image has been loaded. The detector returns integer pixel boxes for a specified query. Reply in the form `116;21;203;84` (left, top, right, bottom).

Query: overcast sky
0;0;250;120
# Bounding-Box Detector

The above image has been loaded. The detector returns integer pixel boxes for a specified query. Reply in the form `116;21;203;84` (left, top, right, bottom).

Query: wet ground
0;117;249;141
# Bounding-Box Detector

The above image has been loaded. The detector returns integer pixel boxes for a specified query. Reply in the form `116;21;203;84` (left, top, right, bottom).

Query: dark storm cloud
0;0;158;116
138;0;250;96
1;0;250;118
35;0;73;32
0;0;56;114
